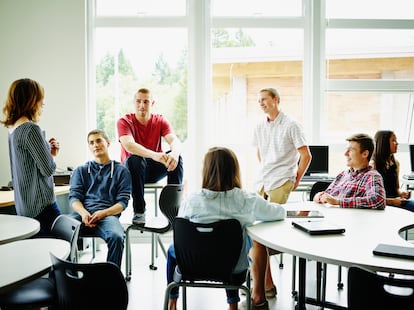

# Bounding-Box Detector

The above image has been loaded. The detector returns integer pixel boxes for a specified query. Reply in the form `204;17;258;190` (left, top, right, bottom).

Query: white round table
0;238;70;293
247;202;414;309
0;214;40;244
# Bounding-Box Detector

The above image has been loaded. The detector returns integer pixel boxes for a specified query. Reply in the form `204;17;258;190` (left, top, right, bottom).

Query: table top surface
0;238;70;294
247;202;414;275
0;185;70;208
0;214;40;244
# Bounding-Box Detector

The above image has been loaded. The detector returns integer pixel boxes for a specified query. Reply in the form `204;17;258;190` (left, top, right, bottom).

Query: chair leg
279;252;284;268
125;227;132;281
182;286;187;310
316;262;322;302
321;263;327;308
92;237;96;259
337;266;344;289
291;255;297;297
149;232;158;270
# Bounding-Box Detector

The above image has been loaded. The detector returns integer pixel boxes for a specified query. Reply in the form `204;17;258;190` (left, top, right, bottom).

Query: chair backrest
348;266;414;310
50;253;128;310
173;217;243;282
158;184;183;228
309;181;332;201
50;215;81;262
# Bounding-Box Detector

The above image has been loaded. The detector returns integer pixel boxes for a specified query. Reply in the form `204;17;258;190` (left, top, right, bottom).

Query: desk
0;215;40;244
0;238;70;294
0;185;70;209
247;202;414;309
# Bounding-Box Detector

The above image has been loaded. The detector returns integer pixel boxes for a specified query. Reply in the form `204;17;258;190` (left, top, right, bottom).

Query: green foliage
95;29;253;144
212;28;255;48
96;49;188;143
96;50;136;86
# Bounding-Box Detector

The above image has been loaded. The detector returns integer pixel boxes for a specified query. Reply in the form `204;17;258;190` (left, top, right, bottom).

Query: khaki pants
258;180;294;255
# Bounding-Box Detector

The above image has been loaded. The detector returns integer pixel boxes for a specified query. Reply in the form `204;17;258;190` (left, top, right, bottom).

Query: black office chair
124;184;183;280
309;180;332;201
50;253;128;310
348;265;414;310
0;214;81;309
164;218;251;310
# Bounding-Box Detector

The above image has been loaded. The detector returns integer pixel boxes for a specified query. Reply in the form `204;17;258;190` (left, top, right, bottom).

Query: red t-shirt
117;113;173;163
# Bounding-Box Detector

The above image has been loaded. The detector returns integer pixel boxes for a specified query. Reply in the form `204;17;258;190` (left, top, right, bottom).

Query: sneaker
265;286;277;298
132;213;145;225
239;299;269;310
240;287;276;298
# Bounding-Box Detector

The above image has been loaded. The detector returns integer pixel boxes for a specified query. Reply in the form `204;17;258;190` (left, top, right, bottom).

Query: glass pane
211;28;304;189
96;0;186;16
326;0;414;19
95;28;188;160
323;92;413;142
211;0;302;17
326;29;414;80
324;92;414;176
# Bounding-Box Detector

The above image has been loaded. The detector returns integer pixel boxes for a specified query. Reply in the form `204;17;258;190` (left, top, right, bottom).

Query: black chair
309;180;332;201
124;184;183;280
348;265;414;310
50;253;128;310
0;214;81;309
164;218;251;310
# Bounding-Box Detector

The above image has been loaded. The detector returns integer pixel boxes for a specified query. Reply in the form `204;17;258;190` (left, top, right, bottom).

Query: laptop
373;243;414;260
286;210;324;218
292;220;345;235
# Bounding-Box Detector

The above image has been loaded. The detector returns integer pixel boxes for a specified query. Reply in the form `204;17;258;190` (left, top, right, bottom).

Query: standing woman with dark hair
165;147;286;310
1;78;62;236
372;130;414;211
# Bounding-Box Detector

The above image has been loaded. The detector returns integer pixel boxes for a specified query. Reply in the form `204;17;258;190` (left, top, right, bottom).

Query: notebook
286;210;324;218
373;243;414;260
292;220;345;235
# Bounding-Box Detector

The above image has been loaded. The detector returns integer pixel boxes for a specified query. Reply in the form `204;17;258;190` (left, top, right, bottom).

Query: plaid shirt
325;166;386;209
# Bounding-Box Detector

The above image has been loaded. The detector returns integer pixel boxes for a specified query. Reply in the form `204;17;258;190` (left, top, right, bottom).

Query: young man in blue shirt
69;129;132;267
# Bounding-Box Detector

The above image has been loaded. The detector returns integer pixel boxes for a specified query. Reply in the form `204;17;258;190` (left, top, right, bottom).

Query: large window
91;0;414;190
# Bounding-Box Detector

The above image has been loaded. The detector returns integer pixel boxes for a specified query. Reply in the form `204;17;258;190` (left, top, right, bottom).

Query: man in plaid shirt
313;133;386;209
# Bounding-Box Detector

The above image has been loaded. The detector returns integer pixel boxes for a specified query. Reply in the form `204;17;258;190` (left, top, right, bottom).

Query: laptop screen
305;145;329;176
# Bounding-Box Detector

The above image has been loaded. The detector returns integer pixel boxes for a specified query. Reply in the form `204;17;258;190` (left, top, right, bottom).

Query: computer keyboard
301;175;334;182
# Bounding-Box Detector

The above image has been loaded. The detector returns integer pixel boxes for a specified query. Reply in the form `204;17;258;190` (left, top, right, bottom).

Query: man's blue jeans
35;201;61;237
72;213;125;268
125;154;183;214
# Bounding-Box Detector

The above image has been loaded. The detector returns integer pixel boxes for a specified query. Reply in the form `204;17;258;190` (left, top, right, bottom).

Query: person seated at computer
371;130;414;212
69;129;132;268
313;133;386;209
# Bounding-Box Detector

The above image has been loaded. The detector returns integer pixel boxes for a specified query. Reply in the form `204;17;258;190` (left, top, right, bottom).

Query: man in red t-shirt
117;88;183;225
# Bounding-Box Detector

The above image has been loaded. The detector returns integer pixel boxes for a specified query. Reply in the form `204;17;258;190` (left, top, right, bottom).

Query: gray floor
79;234;349;310
76;190;350;310
77;190;414;309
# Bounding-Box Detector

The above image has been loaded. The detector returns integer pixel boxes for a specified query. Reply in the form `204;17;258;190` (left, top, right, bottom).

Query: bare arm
119;135;168;164
163;133;182;172
72;200;123;227
294;145;312;190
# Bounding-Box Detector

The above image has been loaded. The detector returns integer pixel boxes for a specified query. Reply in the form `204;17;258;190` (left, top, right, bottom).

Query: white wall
0;0;88;185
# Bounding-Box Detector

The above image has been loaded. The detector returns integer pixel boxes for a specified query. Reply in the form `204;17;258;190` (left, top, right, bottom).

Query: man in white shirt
250;87;311;308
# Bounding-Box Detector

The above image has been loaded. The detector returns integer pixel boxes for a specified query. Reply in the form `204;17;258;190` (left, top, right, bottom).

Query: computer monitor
305;145;329;176
409;145;414;172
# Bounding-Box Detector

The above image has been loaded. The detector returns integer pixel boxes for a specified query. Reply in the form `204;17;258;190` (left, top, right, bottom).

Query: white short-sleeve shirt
252;111;307;192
